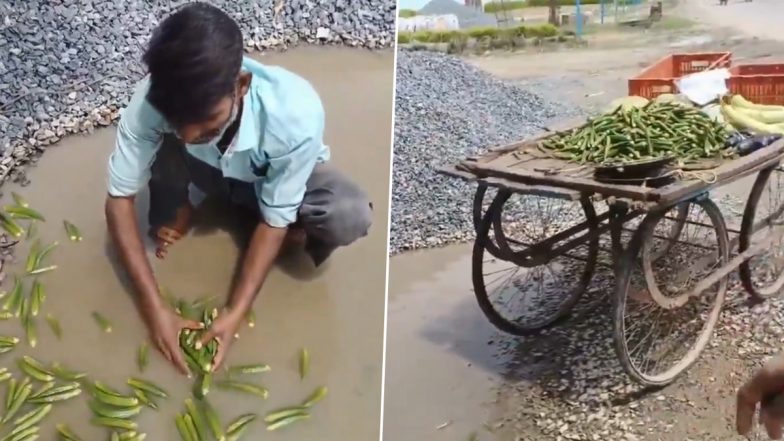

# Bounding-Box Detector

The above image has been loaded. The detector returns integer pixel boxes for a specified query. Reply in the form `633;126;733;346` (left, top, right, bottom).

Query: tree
548;0;559;25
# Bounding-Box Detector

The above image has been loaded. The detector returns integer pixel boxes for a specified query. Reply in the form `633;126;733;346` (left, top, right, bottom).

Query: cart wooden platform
438;121;784;386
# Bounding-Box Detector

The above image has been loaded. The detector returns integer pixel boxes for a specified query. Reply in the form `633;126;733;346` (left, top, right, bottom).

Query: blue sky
399;0;431;9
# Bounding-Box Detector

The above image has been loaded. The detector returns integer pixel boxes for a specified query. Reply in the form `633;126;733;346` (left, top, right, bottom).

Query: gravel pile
0;0;395;184
479;196;784;440
390;49;580;254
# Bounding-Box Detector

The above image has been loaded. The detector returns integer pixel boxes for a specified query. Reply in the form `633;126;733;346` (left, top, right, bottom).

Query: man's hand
199;307;245;372
738;354;784;439
144;306;202;376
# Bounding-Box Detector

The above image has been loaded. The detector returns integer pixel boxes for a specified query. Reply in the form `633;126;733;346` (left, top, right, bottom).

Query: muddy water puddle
384;245;515;441
0;47;392;440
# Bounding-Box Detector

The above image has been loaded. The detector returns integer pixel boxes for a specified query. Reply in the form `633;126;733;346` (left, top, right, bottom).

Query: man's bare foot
284;228;306;248
151;204;194;259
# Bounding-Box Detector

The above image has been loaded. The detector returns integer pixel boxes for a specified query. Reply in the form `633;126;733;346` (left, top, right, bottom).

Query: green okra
11;404;52;435
92;383;138;407
56;424;83;441
137;343;148;372
265;412;310;431
191;295;216;310
28;387;81;404
19;356;55;382
5;378;17;410
2;425;38;441
11;193;28;208
3;382;32;423
299;347;309;380
34;241;57;269
50;362;85;381
25;225;36;245
184;398;210;441
264;406;308;424
227;364;270;376
0;212;25;238
127;378;168;399
301;386;328;407
133;389;158;410
215;380;269;399
245;309;255;328
91;416;137;431
111;433;120;441
30;281;44;317
0;311;11;320
31;382;55;398
195;372;211;398
30;382;80;400
226;414;257;435
118;432;145;441
5;205;45;222
25;240;41;273
24;316;37;348
91;311;112;333
183;414;199;441
201;399;225;441
3;276;23;315
0;370;11;383
46;314;62;339
28;265;56;276
89;400;142;419
175;414;194;441
63;220;82;242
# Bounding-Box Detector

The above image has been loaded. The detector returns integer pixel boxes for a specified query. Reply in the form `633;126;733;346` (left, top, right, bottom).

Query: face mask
181;93;239;147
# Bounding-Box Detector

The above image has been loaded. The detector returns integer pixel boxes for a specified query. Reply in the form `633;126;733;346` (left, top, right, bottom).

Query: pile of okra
0;193;327;440
538;102;733;165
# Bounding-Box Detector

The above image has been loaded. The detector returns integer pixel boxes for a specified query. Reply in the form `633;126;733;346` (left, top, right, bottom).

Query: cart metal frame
438;123;784;386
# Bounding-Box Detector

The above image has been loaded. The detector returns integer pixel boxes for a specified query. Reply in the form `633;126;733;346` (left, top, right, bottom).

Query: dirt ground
0;47;392;440
383;2;784;440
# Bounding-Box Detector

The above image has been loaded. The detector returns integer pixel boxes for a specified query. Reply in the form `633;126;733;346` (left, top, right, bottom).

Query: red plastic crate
628;52;732;99
727;63;784;105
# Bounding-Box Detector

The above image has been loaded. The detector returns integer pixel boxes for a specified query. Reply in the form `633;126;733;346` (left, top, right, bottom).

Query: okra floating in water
34;241;58;269
50;362;86;381
227;363;271;376
202;399;225;441
216;380;269;399
63;220;82;242
25;316;38;348
11;192;28;208
25;239;41;273
299;347;309;380
127;378;168;399
28;264;57;276
301;386;328;408
30;280;44;317
46;314;62;339
266;412;310;431
5;205;45;222
19;355;56;382
0;211;25;238
92;311;112;333
264;406;308;424
137;343;148;372
26;220;36;239
57;424;84;441
226;413;258;439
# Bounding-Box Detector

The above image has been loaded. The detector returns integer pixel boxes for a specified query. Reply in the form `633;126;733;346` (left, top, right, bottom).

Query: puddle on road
0;47;393;440
384;245;515;441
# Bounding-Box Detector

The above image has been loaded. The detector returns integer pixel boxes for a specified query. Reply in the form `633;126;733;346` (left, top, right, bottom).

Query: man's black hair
142;2;243;127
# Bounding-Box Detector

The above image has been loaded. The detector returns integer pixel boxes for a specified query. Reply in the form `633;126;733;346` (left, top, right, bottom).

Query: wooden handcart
439;121;784;387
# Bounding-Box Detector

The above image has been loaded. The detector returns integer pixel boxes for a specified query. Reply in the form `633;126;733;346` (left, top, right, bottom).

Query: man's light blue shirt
107;56;331;228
